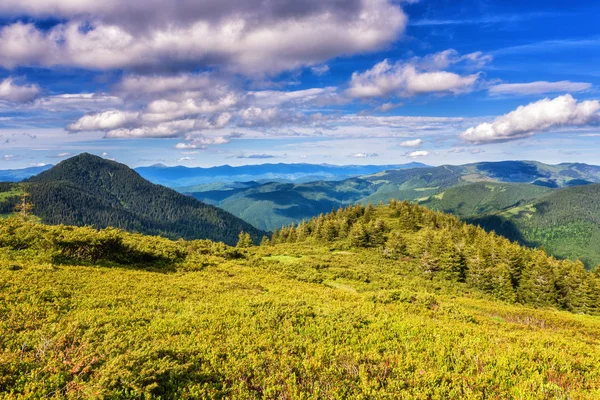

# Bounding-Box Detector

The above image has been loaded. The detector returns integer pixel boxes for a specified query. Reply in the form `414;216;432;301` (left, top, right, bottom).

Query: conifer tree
236;231;253;248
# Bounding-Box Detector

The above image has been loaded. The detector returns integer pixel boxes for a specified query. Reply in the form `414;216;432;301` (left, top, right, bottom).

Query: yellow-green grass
2;241;600;398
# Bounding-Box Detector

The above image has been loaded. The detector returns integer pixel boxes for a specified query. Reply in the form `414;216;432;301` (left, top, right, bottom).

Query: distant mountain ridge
187;160;600;267
135;162;428;187
189;160;600;231
0;165;53;182
0;154;265;244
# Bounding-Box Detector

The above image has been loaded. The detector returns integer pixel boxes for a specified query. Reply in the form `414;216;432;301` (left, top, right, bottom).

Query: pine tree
349;223;369;248
260;236;271;246
15;193;34;219
236;231;253;248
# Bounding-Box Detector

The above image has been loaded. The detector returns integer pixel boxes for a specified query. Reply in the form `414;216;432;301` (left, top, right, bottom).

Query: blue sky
0;0;599;168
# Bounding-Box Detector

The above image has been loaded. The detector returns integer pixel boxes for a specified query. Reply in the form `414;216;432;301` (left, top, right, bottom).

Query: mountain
0;164;53;182
188;161;600;267
1;153;265;244
469;184;600;268
2;202;600;398
135;162;428;187
189;161;600;231
416;182;553;217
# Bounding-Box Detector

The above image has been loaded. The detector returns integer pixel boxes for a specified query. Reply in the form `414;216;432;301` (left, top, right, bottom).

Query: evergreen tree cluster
271;200;600;314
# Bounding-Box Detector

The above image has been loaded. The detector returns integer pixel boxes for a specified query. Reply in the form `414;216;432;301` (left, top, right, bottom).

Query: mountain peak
23;153;265;244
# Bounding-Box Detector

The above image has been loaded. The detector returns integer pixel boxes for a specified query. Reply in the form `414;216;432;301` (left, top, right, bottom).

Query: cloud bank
0;0;407;75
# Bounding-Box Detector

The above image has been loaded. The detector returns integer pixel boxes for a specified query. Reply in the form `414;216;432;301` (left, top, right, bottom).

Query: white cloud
461;94;600;143
0;77;40;102
406;150;429;158
236;154;277;159
33;93;123;111
117;73;217;95
489;81;592;96
347;57;481;98
0;0;407;75
378;102;402;112
399;138;422;148
177;157;194;162
311;65;330;76
67;110;140;131
350;152;378;158
175;134;240;149
47;152;73;158
419;49;492;70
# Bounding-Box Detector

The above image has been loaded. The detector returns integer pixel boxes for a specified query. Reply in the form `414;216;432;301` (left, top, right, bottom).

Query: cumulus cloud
67;110;140;131
489;81;592;96
398;138;422;148
0;0;407;75
0;77;40;102
347;54;482;98
406;150;429;158
461;94;600;143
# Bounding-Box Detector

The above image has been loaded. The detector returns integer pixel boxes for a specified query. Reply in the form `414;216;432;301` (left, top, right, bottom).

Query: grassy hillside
1;203;600;398
0;154;265;245
471;184;600;269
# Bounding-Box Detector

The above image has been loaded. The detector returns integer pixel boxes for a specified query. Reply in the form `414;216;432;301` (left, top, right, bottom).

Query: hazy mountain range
135;162;428;187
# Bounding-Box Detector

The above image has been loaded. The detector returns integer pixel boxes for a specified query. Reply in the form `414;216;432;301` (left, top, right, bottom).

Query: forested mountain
189;161;600;231
0;154;264;245
2;202;600;397
469;184;600;269
135;162;428;187
188;161;600;267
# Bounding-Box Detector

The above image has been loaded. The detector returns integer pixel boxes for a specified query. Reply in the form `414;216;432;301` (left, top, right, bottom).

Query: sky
0;0;599;168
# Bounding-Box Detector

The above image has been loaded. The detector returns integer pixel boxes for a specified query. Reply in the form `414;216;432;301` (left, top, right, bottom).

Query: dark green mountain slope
6;153;265;244
470;184;600;268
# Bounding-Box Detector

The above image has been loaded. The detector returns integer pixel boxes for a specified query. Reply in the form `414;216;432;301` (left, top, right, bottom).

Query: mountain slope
190;161;600;232
2;202;600;398
19;153;265;244
136;162;428;187
470;184;600;268
417;182;552;217
188;161;600;266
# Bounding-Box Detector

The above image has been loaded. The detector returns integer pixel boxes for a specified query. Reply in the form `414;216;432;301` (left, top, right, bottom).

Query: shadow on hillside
466;215;534;248
51;244;181;273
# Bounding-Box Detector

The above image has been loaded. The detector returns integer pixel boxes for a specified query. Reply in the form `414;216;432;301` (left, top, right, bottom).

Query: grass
2;241;600;398
2;203;600;398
